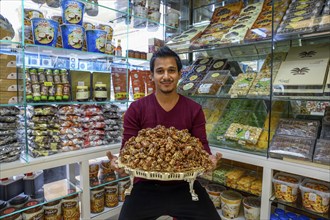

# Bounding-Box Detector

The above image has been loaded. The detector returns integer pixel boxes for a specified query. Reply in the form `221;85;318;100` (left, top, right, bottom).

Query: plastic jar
206;184;226;208
220;190;242;219
94;84;107;101
76;86;89;102
44;199;61;220
243;196;261;220
90;186;105;213
62;194;80;220
22;200;43;220
134;51;140;59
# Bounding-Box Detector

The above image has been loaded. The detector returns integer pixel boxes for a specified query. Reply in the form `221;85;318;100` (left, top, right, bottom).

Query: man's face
152;57;181;94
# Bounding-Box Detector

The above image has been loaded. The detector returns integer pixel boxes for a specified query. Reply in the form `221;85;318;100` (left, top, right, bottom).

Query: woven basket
118;158;205;201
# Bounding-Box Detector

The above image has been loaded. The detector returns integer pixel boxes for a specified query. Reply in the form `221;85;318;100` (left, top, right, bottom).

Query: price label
280;185;288;192
78;81;85;86
44;82;53;87
309;193;317;202
70;57;79;70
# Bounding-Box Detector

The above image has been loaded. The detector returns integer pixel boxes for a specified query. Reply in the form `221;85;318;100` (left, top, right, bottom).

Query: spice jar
26;82;33;102
134;51;141;59
44;199;61;220
63;84;70;101
94;84;107;101
45;69;54;82
76;86;89;102
29;69;38;84
22;200;44;220
60;69;69;84
38;68;46;83
89;163;100;187
0;207;22;220
48;86;55;101
90;186;105;213
62;194;80;220
53;70;61;84
127;50;134;58
55;84;63;101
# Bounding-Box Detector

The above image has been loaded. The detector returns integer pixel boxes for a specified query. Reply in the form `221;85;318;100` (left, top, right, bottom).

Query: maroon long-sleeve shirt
121;93;211;154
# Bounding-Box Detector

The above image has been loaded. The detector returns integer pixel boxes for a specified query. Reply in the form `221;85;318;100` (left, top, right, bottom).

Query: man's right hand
106;151;125;175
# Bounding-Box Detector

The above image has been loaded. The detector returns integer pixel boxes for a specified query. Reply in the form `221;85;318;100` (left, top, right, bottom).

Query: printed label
281;185;288;193
76;91;89;99
95;91;107;98
309;192;317;202
211;73;220;78
198;84;212;93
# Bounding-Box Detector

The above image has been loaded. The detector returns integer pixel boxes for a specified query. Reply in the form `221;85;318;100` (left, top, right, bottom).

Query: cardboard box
0;54;16;67
0;79;23;91
0;91;23;104
286;44;330;61
274;59;329;89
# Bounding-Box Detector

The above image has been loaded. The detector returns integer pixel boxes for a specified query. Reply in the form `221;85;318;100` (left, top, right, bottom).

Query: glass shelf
191;94;271;101
26;100;130;106
272;95;330;102
0;41;22;56
0;179;81;219
209;143;267;157
271;196;330;220
0;103;24;107
90;176;130;190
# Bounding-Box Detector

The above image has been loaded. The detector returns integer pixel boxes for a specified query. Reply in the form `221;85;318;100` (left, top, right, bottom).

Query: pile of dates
120;125;213;172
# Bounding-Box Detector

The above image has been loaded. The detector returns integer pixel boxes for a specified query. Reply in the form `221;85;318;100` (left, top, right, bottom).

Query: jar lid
44;199;61;206
206;184;226;192
0;200;7;210
77;86;88;89
9;195;29;205
243;196;261;208
23;200;39;208
220;190;242;201
95;84;106;87
0;207;18;215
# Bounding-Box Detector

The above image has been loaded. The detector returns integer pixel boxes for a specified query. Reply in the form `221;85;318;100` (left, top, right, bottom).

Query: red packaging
144;71;155;95
130;70;146;100
112;67;128;100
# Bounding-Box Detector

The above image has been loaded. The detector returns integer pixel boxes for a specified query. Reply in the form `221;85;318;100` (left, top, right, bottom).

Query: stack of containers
103;104;122;144
25;106;61;157
0;107;21;163
58;105;83;151
272;173;330;216
80;105;106;148
147;0;161;31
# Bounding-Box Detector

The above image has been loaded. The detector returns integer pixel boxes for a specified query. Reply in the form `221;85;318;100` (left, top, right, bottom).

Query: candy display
0;107;20;163
313;139;330;165
269;135;315;161
225;168;245;189
275;119;319;139
228;73;256;97
196;70;231;96
272;172;302;203
247;73;271;96
299;178;330;214
120;125;213;172
224;123;262;145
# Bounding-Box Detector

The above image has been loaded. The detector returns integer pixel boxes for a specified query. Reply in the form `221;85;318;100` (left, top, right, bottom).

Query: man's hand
209;152;222;170
106;151;125;175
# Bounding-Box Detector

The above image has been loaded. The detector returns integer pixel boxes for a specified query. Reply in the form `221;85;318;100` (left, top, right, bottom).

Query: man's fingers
106;151;113;160
216;152;222;159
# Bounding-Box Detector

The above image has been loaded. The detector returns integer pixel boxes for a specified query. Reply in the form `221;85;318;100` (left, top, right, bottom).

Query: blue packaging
286;212;297;220
297;215;310;220
274;208;286;216
31;18;59;47
279;214;289;220
61;0;85;25
60;24;85;50
271;214;280;220
85;30;107;53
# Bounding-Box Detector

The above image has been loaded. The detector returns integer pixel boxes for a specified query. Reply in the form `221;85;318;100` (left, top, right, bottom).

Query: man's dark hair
150;46;183;73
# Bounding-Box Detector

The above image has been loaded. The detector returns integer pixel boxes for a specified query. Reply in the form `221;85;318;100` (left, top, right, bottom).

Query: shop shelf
25;100;130;106
0;103;24;107
0;179;81;220
270;196;330;220
272;95;330;102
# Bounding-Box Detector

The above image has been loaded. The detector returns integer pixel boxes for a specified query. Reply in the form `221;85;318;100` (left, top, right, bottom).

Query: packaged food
206;184;226;208
275;119;319;139
237;174;257;192
62;193;80;220
269;135;315;161
130;70;145;100
94;84;108;101
249;177;262;196
321;116;330;140
272;172;302;203
44;199;62;220
212;165;231;185
112;67;128;101
145;71;155;95
228;73;256;97
105;181;119;208
224;123;262;145
225;168;245;189
90;186;105;213
313;139;330;165
22;200;44;220
243;197;261;220
248;73;271;96
299;178;330;214
196;70;230;96
220;190;242;219
76;86;89;102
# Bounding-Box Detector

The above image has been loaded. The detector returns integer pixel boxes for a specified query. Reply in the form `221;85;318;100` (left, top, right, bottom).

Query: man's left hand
209;152;222;170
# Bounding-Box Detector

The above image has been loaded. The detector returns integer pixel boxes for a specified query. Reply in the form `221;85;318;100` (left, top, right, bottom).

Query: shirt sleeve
191;106;211;154
121;102;140;150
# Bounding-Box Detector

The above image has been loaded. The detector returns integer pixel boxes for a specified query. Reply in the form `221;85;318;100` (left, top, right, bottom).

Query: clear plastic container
275;119;319;139
243;196;261;220
299;178;330;214
220;190;242;219
269;135;315;161
272;172;302;203
313;139;330;165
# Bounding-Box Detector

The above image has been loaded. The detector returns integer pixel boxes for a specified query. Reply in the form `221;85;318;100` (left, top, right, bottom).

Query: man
108;46;222;220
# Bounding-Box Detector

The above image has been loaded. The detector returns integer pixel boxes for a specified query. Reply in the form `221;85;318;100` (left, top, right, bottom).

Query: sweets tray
118;158;205;201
